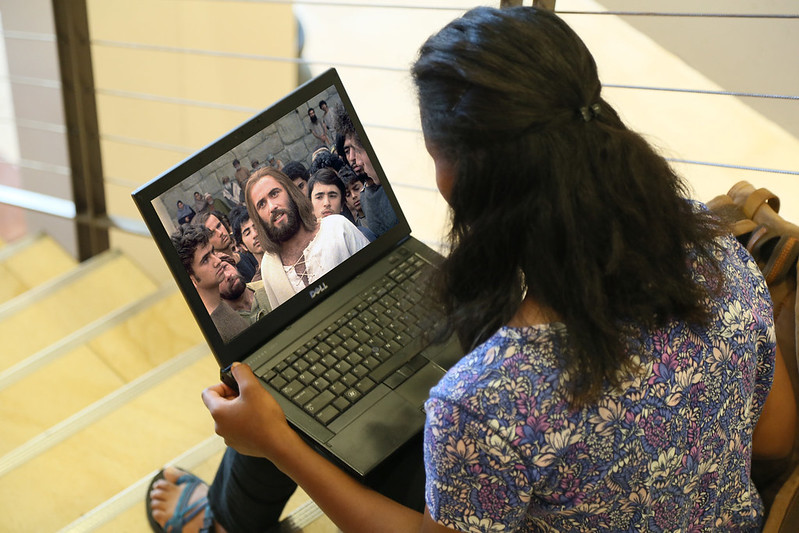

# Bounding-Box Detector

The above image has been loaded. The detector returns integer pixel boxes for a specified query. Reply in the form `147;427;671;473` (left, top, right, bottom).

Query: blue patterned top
424;235;774;532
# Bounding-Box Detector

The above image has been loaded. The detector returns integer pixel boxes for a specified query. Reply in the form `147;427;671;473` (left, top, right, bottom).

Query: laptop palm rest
326;363;444;476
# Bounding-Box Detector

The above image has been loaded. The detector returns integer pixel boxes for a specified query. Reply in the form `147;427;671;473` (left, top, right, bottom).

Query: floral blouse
424;235;774;532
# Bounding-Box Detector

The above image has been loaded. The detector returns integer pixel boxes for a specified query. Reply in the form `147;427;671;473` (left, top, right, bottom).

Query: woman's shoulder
429;325;564;404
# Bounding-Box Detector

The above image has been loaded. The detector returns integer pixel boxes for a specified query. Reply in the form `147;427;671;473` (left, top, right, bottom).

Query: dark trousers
207;433;426;532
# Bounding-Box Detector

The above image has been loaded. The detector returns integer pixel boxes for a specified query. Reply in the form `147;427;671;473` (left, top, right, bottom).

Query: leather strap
743;187;780;219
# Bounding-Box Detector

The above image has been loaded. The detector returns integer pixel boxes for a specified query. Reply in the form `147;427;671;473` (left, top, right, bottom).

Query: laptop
132;68;462;478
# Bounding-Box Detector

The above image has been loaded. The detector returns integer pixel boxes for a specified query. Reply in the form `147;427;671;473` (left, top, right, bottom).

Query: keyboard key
388;321;406;334
269;375;287;391
308;363;325;376
356;377;376;395
316;404;340;425
340;373;358;387
304;390;335;415
297;371;314;386
353;331;371;344
330;346;348;361
362;355;380;369
351;364;369;379
334;360;352;374
344;388;362;403
384;341;402;354
332;396;351;411
371;346;392;362
281;379;304;398
312;377;330;391
329;382;348;396
293;387;319;407
322;368;341;383
342;338;360;352
345;352;363;366
326;333;343;347
394;333;413;346
293;346;308;357
356;344;373;357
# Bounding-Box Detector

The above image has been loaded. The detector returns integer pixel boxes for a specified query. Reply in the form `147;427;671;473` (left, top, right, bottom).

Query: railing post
533;0;556;9
52;0;109;261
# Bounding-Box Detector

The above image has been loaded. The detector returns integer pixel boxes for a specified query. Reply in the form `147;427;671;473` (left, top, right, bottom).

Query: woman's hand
201;363;298;460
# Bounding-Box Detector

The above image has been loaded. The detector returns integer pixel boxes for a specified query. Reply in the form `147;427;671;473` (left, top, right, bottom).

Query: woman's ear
425;140;457;204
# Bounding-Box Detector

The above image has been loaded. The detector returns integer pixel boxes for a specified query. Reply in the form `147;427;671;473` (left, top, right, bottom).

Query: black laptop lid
132;68;410;367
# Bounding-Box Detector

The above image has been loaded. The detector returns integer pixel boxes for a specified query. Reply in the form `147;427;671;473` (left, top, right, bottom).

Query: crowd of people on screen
171;103;397;340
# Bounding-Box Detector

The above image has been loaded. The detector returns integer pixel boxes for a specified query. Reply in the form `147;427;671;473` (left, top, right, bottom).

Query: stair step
66;437;227;532
69;439;334;533
0;251;160;372
0;234;76;305
0;288;201;456
0;241;335;532
0;348;218;532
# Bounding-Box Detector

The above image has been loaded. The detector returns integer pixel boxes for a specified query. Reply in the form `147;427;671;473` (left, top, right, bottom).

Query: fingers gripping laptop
132;68;462;478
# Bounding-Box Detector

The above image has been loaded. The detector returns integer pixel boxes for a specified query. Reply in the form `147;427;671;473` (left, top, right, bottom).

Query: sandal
146;468;215;533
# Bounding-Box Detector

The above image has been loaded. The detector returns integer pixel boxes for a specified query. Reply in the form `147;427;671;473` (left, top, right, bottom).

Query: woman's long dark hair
412;6;724;405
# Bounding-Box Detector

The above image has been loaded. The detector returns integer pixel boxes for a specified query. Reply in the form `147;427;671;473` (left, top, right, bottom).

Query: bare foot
148;466;226;533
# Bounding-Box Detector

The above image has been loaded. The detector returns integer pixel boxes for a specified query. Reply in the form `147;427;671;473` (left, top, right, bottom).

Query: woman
176;200;195;225
151;7;792;532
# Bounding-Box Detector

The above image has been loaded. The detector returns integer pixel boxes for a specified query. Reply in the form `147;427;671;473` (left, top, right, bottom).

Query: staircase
0;234;335;532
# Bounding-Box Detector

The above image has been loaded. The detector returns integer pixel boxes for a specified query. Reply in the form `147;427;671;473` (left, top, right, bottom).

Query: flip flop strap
164;474;213;533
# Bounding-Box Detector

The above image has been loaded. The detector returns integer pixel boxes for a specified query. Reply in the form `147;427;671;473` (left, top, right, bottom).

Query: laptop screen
133;69;410;366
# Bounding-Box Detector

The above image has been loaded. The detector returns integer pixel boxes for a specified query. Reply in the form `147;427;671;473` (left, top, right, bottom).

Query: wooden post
52;0;109;260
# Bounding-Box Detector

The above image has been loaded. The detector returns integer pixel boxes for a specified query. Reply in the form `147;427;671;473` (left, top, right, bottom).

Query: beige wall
1;1;797;282
597;0;799;140
89;0;298;281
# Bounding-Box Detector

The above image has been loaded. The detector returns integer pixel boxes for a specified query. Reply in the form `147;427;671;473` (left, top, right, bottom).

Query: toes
149;485;168;504
162;466;185;483
150;507;168;528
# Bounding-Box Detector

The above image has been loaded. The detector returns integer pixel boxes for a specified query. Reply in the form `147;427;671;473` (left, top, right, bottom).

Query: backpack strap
727;181;780;216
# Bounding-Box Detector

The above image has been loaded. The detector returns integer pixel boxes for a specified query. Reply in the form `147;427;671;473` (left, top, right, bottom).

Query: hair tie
579;103;601;122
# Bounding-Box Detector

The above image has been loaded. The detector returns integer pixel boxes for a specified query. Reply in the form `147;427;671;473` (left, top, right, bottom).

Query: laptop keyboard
256;250;441;427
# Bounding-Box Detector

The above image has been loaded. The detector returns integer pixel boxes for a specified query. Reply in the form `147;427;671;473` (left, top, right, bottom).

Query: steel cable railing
0;2;795;237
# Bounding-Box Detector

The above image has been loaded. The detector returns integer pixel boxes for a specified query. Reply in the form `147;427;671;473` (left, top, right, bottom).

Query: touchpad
327;392;425;477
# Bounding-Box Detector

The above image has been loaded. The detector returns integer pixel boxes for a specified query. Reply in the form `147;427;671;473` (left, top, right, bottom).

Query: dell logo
309;282;329;299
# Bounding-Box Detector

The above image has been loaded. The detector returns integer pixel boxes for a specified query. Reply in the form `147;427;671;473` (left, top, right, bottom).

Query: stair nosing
0;283;177;392
0;248;124;322
0;342;209;478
